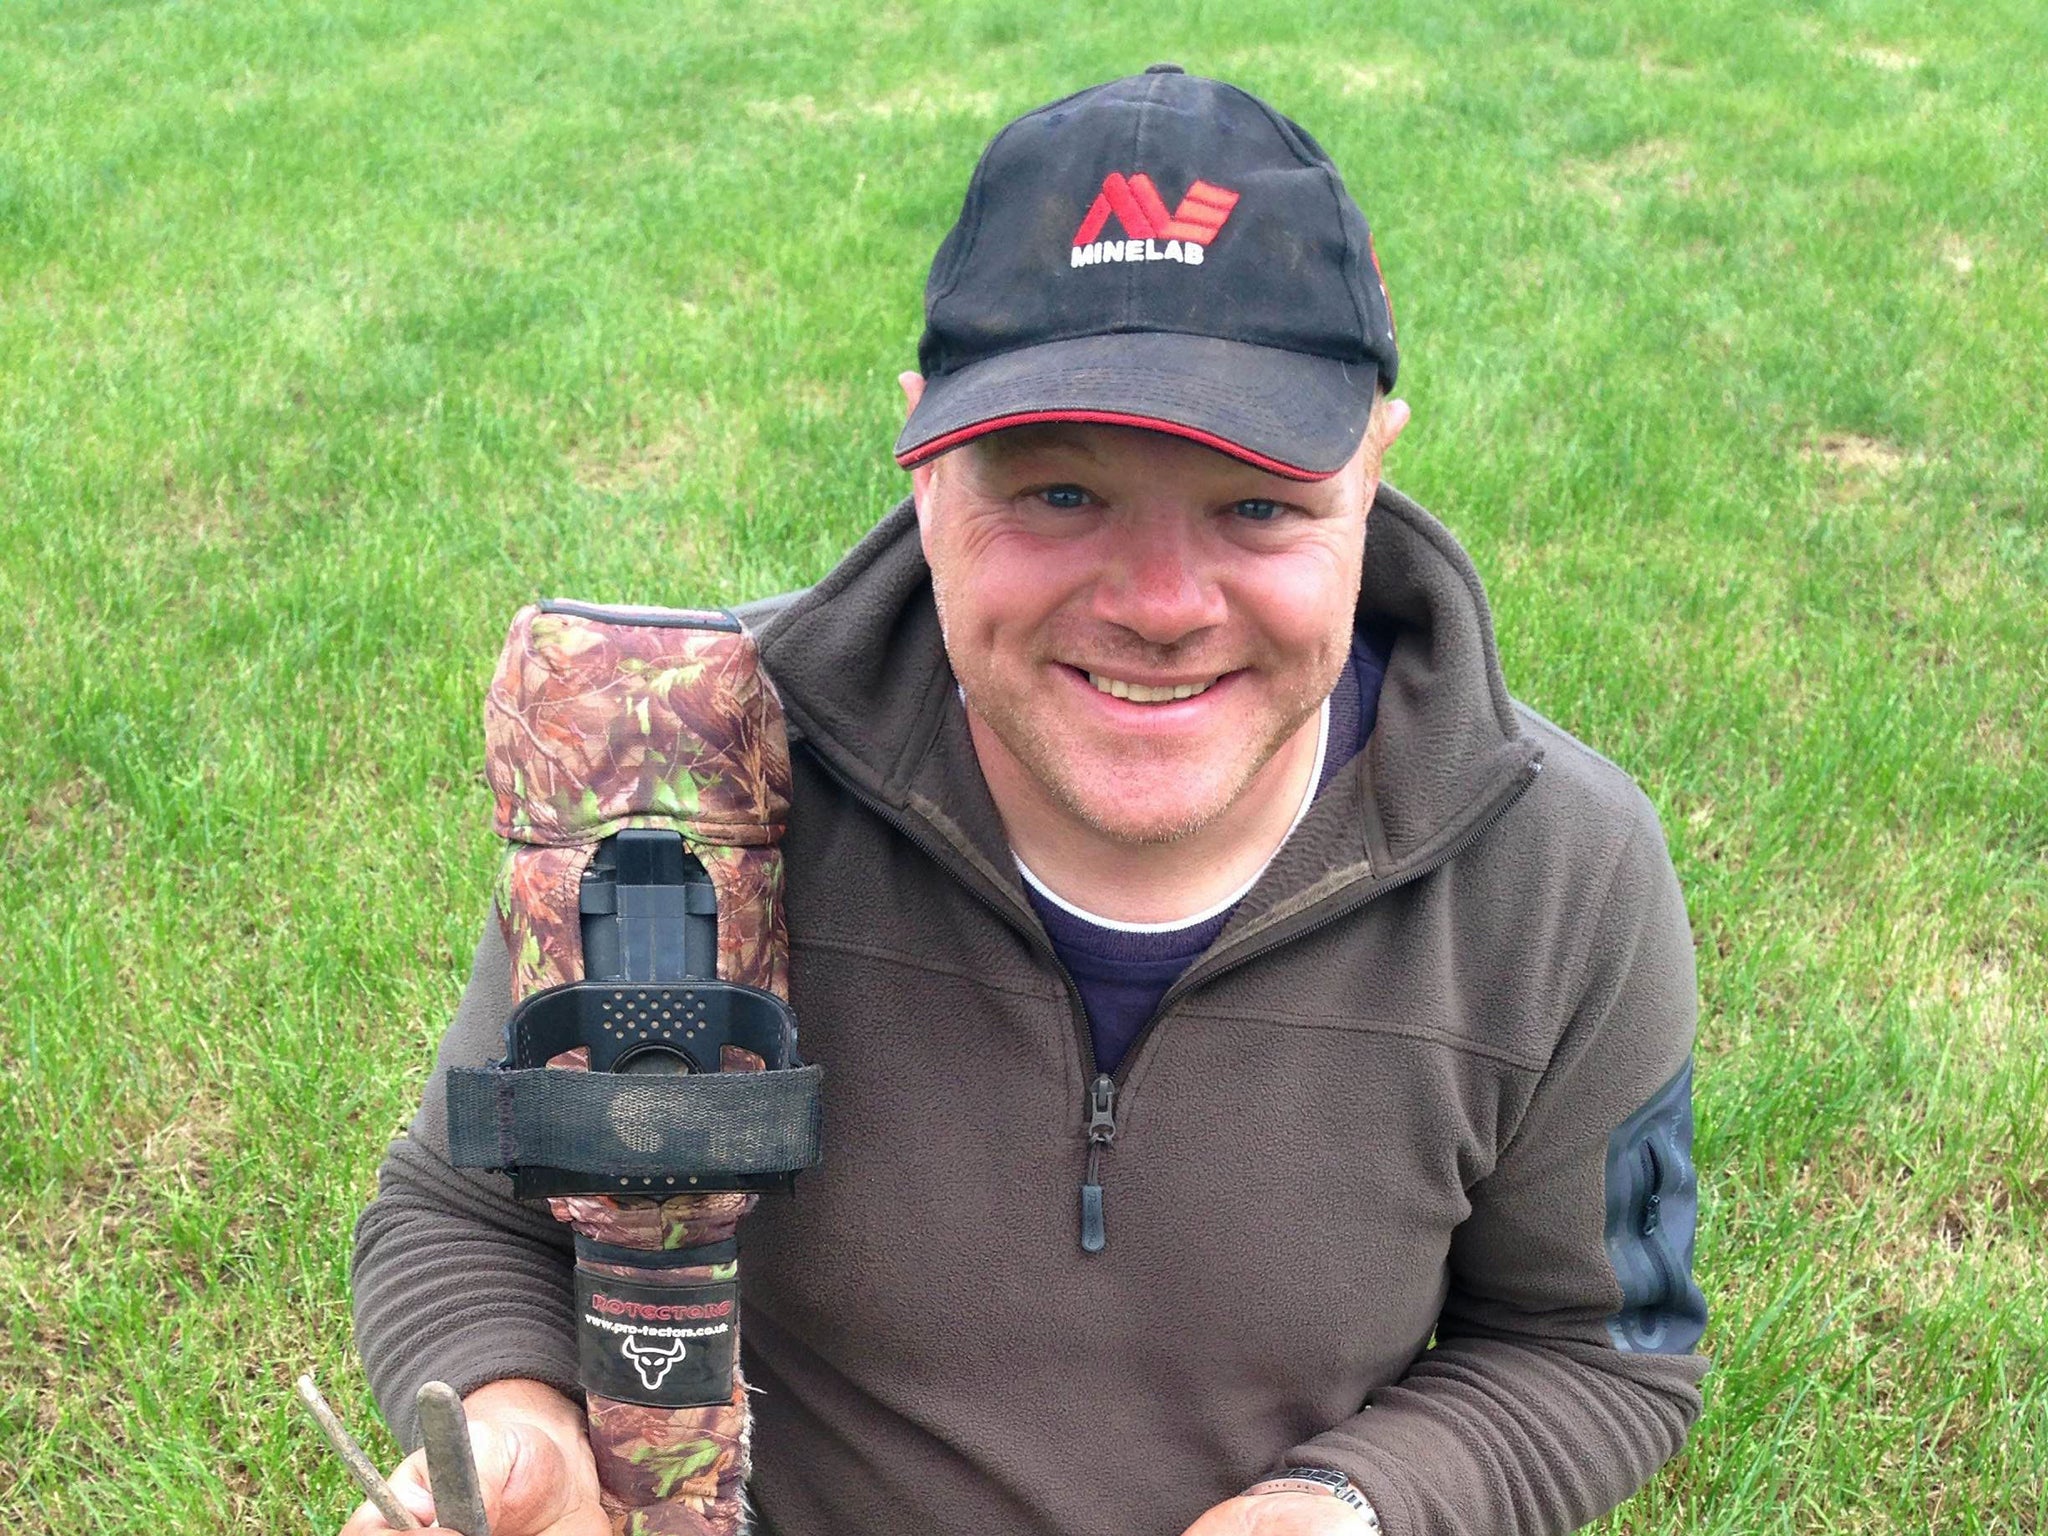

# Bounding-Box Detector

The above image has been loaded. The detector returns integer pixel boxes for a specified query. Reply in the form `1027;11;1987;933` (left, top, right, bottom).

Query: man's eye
1038;485;1091;509
1232;499;1283;522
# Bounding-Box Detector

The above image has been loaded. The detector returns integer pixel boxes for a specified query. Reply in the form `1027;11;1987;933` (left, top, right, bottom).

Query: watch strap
1244;1466;1382;1532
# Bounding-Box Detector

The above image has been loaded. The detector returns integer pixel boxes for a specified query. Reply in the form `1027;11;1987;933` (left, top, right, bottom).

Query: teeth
1086;672;1215;703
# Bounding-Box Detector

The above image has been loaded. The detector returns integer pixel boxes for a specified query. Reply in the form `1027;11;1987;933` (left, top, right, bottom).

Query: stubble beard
975;683;1320;846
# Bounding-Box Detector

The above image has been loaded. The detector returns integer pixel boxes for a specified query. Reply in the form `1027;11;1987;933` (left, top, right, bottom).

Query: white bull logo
620;1333;687;1391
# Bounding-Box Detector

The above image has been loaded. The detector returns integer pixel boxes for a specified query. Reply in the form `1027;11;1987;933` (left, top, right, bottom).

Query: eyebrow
971;424;1106;464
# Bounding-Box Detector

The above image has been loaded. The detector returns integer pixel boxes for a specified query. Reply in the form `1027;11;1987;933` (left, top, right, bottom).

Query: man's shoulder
1512;699;1645;798
1506;698;1676;876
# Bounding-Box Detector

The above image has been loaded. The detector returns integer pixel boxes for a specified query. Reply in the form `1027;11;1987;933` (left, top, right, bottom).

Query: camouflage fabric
487;602;791;1002
485;602;794;1535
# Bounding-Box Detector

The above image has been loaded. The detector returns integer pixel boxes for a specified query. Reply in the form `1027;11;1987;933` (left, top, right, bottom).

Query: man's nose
1090;517;1226;645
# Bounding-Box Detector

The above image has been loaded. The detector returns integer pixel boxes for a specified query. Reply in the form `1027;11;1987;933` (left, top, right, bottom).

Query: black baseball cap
895;65;1399;482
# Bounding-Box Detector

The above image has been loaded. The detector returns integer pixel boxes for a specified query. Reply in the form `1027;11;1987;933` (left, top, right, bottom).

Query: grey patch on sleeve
1603;1056;1709;1354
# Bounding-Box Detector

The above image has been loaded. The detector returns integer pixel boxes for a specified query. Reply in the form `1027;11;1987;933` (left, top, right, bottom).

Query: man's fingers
336;1447;438;1534
384;1450;439;1525
336;1402;598;1536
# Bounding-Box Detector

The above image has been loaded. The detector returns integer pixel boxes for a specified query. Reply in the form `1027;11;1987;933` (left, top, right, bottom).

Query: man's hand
1179;1491;1377;1535
337;1379;607;1536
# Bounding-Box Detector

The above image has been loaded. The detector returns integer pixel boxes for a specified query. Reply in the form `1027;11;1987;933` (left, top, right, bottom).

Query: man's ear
899;371;939;539
1351;393;1411;525
1373;396;1412;457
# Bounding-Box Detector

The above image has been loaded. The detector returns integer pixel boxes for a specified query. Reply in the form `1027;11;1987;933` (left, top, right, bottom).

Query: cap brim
895;332;1377;482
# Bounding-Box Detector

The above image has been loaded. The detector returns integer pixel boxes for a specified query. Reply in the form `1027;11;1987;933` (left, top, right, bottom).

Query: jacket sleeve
350;917;580;1451
1281;809;1709;1535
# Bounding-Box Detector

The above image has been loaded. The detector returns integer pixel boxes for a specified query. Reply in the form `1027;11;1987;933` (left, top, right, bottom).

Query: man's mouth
1084;670;1218;704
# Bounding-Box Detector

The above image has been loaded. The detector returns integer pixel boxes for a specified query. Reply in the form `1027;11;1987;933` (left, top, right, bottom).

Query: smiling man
348;68;1707;1536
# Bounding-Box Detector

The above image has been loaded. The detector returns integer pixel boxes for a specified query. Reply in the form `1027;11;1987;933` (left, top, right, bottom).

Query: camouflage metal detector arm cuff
445;598;808;1534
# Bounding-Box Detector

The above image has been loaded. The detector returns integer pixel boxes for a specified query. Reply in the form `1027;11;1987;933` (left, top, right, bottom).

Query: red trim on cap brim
896;410;1333;482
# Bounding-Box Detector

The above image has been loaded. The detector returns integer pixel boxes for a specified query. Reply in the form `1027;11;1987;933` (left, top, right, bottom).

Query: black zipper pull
1080;1074;1117;1254
1640;1142;1663;1237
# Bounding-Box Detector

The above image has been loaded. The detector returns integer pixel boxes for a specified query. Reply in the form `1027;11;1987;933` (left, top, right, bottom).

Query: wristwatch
1243;1466;1383;1532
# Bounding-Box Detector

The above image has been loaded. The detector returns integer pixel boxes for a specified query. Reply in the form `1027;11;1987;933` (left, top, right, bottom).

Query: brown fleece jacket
352;486;1708;1536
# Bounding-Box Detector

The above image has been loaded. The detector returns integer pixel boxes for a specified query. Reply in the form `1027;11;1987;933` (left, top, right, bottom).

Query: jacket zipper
1079;1074;1116;1253
1639;1142;1663;1237
805;745;1541;1254
1636;1135;1680;1320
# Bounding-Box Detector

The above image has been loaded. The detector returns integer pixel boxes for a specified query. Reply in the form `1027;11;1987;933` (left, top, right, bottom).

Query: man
347;67;1707;1536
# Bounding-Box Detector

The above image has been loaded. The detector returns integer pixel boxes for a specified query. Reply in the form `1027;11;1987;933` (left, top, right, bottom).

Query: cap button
1144;62;1184;74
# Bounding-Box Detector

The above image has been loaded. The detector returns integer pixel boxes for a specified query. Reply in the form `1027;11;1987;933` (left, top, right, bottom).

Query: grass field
3;0;2045;1529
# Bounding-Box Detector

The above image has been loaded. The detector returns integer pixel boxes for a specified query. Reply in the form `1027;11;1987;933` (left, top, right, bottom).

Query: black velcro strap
445;1064;824;1178
575;1234;738;1270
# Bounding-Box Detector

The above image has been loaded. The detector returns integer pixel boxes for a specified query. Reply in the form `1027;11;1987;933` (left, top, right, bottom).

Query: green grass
3;0;2044;1529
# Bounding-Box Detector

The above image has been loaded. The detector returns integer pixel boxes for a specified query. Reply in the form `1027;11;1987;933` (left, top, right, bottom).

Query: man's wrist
1244;1467;1382;1532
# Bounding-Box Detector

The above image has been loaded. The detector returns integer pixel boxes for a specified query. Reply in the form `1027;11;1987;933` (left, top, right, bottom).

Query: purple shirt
1023;630;1391;1074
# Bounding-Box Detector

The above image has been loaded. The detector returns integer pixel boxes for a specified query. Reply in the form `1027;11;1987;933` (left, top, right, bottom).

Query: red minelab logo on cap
1070;173;1240;269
